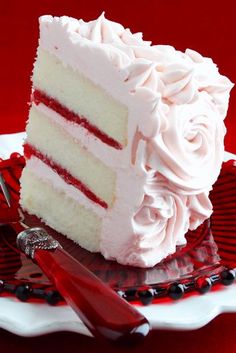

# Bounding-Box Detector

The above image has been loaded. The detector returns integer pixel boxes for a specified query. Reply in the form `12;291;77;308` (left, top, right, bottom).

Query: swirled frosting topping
41;13;233;114
60;12;233;114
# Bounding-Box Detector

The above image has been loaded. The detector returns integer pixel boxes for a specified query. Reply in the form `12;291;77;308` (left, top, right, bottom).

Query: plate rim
0;284;236;336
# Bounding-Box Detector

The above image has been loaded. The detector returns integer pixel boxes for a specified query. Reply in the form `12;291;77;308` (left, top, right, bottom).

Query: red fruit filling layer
24;143;108;209
32;90;123;150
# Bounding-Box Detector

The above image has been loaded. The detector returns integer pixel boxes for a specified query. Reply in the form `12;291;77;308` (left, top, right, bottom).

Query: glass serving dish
0;153;236;307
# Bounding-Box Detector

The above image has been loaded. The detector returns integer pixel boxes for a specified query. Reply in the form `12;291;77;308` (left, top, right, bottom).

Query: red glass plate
0;154;236;305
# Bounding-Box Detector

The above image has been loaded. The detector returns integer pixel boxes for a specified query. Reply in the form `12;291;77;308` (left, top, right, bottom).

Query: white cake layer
24;156;106;218
20;167;102;252
33;48;128;146
34;102;128;169
26;106;116;207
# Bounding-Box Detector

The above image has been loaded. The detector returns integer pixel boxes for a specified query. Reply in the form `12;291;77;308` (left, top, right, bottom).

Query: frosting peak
40;14;233;113
76;12;151;47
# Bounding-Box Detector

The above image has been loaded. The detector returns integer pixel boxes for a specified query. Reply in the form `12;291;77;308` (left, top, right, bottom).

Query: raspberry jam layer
32;90;123;150
24;143;108;209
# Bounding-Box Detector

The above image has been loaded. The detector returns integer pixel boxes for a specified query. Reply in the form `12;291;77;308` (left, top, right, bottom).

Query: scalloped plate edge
0;284;236;336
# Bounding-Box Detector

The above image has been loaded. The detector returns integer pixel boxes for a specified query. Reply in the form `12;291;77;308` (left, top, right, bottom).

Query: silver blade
0;172;11;207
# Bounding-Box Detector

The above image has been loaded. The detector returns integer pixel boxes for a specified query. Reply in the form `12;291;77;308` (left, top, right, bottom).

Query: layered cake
20;13;233;267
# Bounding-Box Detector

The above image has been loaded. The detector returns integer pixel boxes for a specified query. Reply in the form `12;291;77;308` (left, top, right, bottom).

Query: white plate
0;133;236;337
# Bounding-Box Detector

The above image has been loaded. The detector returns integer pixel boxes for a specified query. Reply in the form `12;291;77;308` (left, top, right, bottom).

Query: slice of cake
20;13;233;267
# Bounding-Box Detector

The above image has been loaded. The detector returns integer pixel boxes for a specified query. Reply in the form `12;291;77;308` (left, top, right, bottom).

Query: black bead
221;269;236;286
168;282;184;300
15;284;31;301
195;276;212;294
45;290;61;305
124;288;137;302
138;289;154;305
0;280;4;293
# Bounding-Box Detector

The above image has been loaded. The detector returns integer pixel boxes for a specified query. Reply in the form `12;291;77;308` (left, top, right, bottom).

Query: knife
15;225;150;344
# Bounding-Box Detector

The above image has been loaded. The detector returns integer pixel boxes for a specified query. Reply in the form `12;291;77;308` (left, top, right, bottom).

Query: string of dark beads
117;267;236;305
0;280;63;305
0;268;235;306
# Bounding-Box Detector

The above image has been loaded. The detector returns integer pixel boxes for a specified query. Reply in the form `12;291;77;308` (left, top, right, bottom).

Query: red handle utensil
16;227;150;345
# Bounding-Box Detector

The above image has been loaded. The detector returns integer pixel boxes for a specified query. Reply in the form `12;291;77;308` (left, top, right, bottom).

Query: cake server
15;225;150;344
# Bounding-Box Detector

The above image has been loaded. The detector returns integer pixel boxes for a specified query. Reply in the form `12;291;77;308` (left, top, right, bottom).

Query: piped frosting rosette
147;92;226;194
130;172;190;266
127;169;213;267
128;87;227;266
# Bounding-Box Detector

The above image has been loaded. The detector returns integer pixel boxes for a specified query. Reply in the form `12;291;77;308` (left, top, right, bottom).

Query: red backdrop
0;0;235;152
0;2;236;352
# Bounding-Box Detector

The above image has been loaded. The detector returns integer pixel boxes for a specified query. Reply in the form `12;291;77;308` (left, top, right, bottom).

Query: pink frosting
147;92;226;193
36;13;234;267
